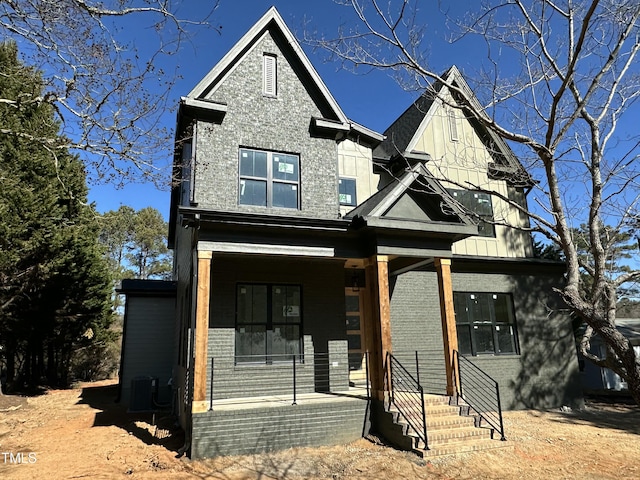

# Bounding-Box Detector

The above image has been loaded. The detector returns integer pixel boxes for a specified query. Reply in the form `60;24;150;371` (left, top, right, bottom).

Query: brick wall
388;269;583;409
191;397;370;458
205;256;349;399
194;31;340;219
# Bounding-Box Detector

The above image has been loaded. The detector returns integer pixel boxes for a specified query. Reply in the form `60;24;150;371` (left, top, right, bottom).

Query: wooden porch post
193;250;212;411
364;255;392;401
435;258;459;396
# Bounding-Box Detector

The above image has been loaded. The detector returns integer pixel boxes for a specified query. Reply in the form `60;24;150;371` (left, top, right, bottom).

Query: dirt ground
1;379;639;480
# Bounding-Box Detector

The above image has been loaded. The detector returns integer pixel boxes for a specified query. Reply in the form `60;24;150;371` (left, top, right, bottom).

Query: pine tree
0;41;113;388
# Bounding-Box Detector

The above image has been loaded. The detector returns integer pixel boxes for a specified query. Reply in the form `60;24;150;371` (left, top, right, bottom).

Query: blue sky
87;0;480;219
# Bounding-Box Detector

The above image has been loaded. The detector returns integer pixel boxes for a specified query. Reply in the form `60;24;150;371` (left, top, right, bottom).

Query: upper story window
338;178;357;206
239;148;300;209
454;292;519;356
449;189;495;237
263;54;277;96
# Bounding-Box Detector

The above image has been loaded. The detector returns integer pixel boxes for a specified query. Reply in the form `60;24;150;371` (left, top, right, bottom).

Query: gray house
119;7;583;458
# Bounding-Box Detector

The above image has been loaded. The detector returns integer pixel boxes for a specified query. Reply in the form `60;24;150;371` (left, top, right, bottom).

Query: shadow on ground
548;397;640;435
77;383;184;453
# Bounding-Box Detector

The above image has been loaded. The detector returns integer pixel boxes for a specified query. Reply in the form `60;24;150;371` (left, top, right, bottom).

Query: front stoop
384;394;510;458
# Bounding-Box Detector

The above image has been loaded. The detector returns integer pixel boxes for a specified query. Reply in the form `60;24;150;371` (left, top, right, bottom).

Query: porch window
339;178;357;206
239;148;300;209
448;189;495;237
235;284;302;363
454;292;519;356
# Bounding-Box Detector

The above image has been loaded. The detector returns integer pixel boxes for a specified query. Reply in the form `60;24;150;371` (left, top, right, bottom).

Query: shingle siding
194;31;340;219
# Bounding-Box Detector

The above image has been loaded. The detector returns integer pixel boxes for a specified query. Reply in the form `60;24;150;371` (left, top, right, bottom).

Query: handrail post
496;381;506;440
415;350;420;386
365;351;370;399
292;353;297;405
420;385;428;450
388;353;394;405
209;357;214;411
455;350;463;399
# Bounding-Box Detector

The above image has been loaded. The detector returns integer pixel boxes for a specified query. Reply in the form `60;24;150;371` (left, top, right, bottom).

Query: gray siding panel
120;296;176;406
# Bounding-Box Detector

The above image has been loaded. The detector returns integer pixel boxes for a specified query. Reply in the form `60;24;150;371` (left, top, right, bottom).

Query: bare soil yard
1;379;639;479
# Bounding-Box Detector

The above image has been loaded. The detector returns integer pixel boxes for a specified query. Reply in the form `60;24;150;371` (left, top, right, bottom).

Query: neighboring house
118;7;583;458
580;319;640;391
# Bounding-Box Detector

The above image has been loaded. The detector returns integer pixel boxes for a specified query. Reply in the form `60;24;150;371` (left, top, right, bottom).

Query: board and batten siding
413;90;533;258
337;138;378;217
120;296;176;406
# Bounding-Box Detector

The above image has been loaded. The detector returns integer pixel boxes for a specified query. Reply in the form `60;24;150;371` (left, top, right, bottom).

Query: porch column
193;250;212;409
364;255;392;401
435;258;458;396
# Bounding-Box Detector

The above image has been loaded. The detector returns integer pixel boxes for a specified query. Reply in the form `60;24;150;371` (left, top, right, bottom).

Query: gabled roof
345;162;477;239
373;66;532;187
186;6;348;125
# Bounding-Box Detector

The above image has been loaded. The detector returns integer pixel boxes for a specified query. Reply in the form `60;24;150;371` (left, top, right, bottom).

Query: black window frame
454;292;520;356
448;189;495;237
235;283;303;364
338;177;357;206
238;148;300;209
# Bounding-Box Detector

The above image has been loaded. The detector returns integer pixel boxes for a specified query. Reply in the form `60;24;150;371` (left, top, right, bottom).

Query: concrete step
415;438;512;458
390;403;463;417
407;426;493;447
391;409;476;429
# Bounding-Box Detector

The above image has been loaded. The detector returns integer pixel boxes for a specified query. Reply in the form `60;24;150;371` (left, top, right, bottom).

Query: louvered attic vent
263;54;277;96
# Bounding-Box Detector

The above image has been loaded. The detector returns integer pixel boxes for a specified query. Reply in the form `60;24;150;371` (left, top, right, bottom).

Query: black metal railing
207;351;370;408
390;350;449;395
386;352;428;450
453;350;506;441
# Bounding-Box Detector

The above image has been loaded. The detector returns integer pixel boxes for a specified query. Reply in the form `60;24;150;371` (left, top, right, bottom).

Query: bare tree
0;0;218;184
310;0;640;403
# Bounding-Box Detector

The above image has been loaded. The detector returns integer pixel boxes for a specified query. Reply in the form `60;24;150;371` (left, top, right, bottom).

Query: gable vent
448;109;459;142
263;54;277;96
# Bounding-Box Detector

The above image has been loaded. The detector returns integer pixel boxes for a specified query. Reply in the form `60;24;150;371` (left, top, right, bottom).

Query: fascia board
367;169;420;218
404;95;442;154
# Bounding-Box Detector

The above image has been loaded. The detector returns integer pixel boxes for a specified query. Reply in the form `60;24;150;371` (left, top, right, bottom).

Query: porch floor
205;385;369;412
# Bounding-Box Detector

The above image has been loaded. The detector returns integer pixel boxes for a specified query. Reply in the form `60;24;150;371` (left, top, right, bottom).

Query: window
339;178;357;206
454;292;519;356
449;189;495;237
236;284;302;363
263;54;277;96
239;148;300;209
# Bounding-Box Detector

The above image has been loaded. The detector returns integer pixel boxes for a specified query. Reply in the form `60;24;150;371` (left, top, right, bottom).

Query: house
580;319;640;392
118;7;583;458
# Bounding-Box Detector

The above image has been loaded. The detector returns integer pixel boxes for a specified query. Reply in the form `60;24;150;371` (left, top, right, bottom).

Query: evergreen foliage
0;42;114;389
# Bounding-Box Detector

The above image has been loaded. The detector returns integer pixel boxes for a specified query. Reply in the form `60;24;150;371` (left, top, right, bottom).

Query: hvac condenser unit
129;376;157;412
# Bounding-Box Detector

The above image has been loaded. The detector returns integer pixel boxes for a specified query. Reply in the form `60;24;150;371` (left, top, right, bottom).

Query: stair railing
386;352;429;450
453;350;506;441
